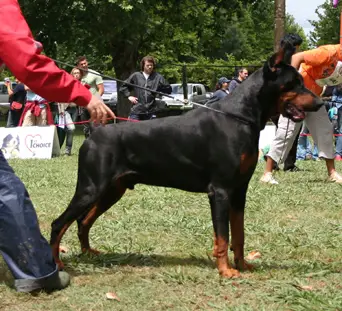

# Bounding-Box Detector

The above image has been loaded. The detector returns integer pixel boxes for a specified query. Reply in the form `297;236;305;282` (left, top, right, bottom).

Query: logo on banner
25;134;52;156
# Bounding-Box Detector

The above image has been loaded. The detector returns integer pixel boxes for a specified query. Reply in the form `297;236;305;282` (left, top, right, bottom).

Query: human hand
128;96;138;104
86;95;115;125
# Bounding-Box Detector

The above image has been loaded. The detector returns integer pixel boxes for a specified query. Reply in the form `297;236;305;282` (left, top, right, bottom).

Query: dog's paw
219;268;241;278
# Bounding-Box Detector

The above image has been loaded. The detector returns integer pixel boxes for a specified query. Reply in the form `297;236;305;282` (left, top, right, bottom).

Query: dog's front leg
208;187;240;278
230;185;253;272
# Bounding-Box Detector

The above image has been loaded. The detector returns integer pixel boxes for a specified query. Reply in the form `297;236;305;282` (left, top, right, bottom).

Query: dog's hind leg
230;183;253;272
50;183;104;269
208;186;240;278
76;180;126;254
50;171;112;269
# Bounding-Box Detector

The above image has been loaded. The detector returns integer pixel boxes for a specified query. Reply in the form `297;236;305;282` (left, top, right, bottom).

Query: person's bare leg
260;156;279;184
326;158;335;175
325;158;342;182
264;156;275;174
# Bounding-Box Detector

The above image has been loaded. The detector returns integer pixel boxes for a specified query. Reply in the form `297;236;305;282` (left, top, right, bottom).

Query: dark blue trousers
0;150;57;291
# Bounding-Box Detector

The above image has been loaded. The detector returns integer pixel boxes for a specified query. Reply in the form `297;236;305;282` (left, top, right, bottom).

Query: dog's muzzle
282;101;306;123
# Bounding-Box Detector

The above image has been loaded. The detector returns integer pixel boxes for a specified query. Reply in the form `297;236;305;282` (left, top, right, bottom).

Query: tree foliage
309;0;341;47
17;0;307;82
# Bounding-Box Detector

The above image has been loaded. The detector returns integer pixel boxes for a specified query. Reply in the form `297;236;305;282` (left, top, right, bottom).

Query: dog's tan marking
229;209;254;272
216;236;240;278
240;153;258;174
213;232;218;257
280;92;316;110
52;221;72;270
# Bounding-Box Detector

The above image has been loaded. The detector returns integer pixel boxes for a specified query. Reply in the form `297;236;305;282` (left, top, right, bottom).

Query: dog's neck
217;69;280;131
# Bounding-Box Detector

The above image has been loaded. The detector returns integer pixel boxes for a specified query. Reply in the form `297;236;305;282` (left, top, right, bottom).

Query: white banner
259;124;276;150
0;125;60;159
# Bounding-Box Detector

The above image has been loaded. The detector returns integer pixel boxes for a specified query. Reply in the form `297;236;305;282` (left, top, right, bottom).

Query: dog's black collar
223;111;260;130
194;102;259;130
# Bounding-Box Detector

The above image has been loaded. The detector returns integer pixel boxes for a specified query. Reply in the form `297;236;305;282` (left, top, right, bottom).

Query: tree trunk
111;42;140;120
274;0;286;52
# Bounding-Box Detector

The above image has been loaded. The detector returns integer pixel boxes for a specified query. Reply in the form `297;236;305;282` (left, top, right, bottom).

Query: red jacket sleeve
0;0;91;106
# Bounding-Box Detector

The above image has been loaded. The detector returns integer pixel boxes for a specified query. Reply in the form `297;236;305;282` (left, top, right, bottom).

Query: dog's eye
281;84;294;92
282;76;302;92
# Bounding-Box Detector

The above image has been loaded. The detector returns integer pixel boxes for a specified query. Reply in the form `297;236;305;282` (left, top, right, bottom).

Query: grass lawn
0;128;341;311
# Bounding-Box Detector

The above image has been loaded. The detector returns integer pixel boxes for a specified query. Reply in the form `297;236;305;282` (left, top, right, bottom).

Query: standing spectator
296;124;319;161
55;67;85;155
77;56;104;138
328;83;342;160
119;55;172;120
205;77;230;106
5;78;26;127
0;0;114;293
260;43;342;184
19;89;54;126
228;68;248;94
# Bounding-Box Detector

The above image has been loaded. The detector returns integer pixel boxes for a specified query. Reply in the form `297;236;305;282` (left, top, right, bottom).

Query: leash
51;58;259;128
57;115;139;127
276;118;290;171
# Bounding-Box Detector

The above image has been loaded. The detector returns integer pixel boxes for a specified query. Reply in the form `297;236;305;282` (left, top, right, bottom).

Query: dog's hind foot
81;247;101;255
234;259;254;272
219;268;241;278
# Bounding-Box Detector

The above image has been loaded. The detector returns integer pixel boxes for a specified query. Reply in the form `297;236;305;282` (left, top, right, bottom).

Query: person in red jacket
0;0;115;292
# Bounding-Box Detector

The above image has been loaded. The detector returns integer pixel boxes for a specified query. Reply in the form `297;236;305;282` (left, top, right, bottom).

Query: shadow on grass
61;251;341;277
63;251;216;276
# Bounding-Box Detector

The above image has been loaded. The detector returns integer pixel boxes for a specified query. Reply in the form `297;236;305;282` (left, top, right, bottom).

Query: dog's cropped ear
264;41;296;79
263;48;285;79
270;48;285;70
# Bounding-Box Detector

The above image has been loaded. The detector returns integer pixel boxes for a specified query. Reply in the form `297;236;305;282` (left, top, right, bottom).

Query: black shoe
15;271;71;293
284;165;301;172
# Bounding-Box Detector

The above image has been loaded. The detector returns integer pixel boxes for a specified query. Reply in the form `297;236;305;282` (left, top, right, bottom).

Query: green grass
0;129;341;311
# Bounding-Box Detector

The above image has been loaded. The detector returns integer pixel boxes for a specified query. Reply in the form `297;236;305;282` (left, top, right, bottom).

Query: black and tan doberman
50;45;322;278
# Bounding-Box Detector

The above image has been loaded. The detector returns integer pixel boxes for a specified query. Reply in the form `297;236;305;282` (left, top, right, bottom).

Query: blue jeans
0;150;58;291
335;107;342;156
6;109;23;127
297;125;319;160
56;107;77;151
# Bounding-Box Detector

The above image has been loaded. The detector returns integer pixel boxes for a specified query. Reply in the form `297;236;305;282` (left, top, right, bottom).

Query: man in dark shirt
228;68;248;93
120;55;171;120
